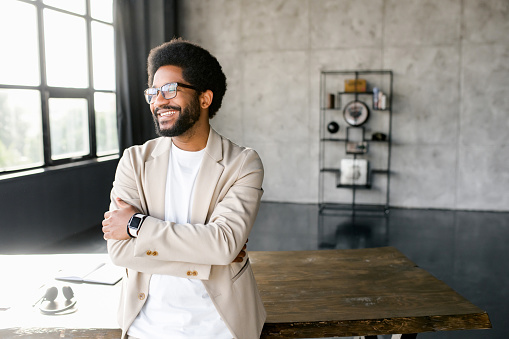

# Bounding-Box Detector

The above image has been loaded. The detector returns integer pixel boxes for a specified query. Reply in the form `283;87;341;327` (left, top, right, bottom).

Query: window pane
49;98;89;160
92;22;115;90
91;0;113;23
0;0;40;86
95;92;118;156
43;0;85;15
44;9;88;88
0;89;44;171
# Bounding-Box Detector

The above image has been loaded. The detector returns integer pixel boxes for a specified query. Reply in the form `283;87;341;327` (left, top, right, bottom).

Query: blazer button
192;271;198;276
138;293;145;300
187;271;192;276
146;250;152;256
152;251;158;256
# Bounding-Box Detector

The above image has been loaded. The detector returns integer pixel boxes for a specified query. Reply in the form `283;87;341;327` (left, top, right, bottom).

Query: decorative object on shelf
340;159;368;186
346;141;368;154
326;93;335;109
327;121;340;134
344;79;367;92
343;100;370;126
372;132;387;141
373;87;388;110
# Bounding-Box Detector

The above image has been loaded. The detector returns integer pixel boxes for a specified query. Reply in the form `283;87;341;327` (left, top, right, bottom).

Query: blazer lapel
144;137;171;220
191;128;224;224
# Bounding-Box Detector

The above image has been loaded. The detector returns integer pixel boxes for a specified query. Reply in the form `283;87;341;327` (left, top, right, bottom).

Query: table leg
389;335;418;339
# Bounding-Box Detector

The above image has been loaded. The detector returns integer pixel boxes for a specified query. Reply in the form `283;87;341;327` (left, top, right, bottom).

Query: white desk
0;254;121;334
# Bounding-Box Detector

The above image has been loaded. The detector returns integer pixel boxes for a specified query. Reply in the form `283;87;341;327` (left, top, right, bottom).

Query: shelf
337;91;373;95
321;138;348;142
320;168;388;174
322;105;390;112
320;168;340;173
319;69;393;213
363;139;389;143
371;169;389;174
337;183;372;189
319;203;389;215
320;107;343;110
321;138;389;143
321;70;392;75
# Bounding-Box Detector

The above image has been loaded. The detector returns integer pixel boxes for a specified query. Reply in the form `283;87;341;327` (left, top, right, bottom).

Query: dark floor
22;202;509;338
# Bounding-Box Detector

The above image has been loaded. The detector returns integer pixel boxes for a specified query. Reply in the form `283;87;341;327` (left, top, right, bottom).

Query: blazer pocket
231;258;250;283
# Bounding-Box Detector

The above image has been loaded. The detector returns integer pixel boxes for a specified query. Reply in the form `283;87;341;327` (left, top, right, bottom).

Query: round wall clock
343;101;370;126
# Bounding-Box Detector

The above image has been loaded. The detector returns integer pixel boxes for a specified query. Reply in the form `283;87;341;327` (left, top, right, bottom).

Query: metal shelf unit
319;70;393;215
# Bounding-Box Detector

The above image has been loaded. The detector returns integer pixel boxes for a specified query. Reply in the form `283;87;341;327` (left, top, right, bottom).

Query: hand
232;240;248;263
102;198;140;240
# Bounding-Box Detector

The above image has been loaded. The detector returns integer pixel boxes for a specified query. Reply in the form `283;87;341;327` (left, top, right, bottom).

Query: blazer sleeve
106;148;174;275
107;147;264;271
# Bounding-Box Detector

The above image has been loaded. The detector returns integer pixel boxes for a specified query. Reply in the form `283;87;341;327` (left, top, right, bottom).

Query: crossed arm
101;145;263;272
101;197;247;263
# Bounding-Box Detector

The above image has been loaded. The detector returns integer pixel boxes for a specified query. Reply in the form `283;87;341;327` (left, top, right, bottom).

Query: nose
153;90;170;106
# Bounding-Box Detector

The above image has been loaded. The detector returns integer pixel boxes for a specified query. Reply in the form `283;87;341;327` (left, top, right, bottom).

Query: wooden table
254;247;491;338
0;247;491;338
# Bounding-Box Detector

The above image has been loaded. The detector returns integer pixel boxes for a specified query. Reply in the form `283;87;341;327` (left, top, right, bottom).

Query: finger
231;257;243;263
104;211;111;219
242;244;247;250
237;250;246;258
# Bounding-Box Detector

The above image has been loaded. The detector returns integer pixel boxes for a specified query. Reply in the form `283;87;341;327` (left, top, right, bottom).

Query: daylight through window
0;0;118;173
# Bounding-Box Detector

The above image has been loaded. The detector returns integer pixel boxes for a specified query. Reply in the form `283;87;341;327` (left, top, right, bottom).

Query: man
102;38;266;339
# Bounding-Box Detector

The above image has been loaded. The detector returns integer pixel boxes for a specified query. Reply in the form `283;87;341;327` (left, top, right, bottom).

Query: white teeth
159;111;177;117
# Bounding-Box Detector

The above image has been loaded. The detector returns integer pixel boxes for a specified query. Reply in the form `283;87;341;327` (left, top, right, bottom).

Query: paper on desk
55;262;123;285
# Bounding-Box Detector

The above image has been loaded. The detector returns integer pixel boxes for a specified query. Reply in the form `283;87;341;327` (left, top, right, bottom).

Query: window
0;0;118;173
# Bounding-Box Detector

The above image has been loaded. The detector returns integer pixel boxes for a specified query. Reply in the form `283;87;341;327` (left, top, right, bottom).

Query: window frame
0;0;118;173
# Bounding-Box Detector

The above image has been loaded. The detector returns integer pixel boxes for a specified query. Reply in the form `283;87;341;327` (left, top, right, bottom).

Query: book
55;262;123;285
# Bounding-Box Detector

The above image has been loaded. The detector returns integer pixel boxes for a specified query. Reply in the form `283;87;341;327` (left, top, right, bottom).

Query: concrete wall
178;0;509;211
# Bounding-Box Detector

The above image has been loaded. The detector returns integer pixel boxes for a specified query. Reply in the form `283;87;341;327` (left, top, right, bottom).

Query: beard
152;95;201;137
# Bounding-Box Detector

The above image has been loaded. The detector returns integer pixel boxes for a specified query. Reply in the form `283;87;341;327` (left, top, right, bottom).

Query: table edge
261;311;492;337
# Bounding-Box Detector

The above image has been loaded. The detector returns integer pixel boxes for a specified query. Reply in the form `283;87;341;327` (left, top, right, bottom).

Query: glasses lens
160;83;177;99
144;88;157;104
144;83;178;104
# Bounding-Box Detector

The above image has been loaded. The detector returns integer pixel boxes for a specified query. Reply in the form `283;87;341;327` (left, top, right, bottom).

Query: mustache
154;105;181;116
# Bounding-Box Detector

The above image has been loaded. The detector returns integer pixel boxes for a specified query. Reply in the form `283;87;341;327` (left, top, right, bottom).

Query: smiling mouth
155;106;180;118
158;110;179;118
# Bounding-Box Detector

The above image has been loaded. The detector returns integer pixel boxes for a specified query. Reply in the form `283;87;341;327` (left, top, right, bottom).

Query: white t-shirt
128;143;232;339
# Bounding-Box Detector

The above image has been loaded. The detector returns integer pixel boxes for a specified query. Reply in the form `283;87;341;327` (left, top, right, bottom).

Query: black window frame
0;0;118;174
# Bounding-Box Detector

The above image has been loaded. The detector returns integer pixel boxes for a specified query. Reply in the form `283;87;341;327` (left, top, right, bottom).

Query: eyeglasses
144;82;197;104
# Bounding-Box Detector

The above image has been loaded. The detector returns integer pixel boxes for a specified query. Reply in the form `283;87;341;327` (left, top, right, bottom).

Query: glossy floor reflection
35;202;509;338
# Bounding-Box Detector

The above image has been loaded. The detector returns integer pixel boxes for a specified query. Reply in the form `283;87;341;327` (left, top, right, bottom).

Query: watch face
129;216;141;229
343;101;370;126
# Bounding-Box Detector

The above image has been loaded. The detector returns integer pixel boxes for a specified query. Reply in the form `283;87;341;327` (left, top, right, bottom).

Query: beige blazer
107;128;266;339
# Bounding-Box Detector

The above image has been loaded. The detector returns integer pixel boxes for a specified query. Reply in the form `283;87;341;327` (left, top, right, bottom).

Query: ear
199;90;213;109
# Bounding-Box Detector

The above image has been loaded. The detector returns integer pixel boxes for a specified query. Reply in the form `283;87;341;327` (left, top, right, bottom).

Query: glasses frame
144;82;197;104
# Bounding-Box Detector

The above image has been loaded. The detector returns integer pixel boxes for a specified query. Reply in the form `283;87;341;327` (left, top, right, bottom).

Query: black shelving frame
319;70;393;216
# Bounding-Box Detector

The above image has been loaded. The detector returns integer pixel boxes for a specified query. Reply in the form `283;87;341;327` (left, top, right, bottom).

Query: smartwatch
127;213;147;238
